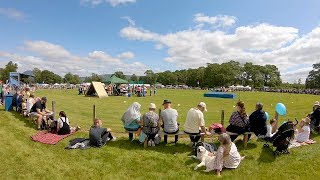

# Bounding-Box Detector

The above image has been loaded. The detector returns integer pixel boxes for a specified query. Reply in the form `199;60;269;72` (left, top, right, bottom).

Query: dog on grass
191;146;216;172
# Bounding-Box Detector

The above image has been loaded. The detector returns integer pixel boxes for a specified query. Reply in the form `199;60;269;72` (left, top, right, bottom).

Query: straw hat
302;117;311;124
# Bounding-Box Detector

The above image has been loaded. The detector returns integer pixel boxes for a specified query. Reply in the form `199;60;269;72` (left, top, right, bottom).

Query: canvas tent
103;75;128;84
85;81;108;98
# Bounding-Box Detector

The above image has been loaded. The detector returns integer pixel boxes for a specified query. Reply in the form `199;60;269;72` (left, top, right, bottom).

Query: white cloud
194;13;237;28
80;0;136;7
0;41;148;77
118;51;135;59
120;13;320;82
0;8;25;20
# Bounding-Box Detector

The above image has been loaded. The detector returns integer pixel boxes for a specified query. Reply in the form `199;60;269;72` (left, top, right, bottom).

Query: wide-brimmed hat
302;117;311;124
198;102;207;112
314;101;320;106
162;99;171;105
149;103;156;109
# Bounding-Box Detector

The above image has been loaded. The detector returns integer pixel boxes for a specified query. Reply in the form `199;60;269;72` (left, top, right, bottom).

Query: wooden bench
162;131;217;144
226;131;253;148
125;130;138;141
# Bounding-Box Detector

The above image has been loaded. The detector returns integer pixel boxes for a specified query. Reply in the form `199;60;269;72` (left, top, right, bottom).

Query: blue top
124;117;141;129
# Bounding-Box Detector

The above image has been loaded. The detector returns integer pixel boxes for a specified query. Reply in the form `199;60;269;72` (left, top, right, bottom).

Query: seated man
30;97;52;130
89;118;114;147
160;100;179;143
184;102;211;146
249;102;267;137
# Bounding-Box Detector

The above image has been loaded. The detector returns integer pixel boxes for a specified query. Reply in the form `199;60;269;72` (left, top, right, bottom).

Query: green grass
1;89;320;179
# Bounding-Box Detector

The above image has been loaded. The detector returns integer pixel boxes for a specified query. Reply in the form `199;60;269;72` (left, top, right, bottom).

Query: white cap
198;102;207;112
149;103;156;109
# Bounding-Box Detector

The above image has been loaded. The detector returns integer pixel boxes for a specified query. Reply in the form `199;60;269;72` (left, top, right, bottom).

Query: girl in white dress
296;117;315;144
212;133;243;176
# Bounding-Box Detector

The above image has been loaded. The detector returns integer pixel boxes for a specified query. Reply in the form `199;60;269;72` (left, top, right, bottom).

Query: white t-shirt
160;108;178;133
58;117;70;129
184;108;205;133
266;125;275;137
26;98;35;113
296;125;310;143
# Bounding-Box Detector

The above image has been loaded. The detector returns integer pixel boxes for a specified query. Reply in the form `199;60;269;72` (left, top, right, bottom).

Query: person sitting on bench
184;102;211;146
30;97;52;130
160;99;179;143
121;102;142;133
249;102;267;138
226;101;250;141
142;103;160;146
89;118;114;147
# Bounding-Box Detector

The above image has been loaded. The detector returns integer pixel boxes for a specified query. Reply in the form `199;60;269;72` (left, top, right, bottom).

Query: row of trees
2;60;318;89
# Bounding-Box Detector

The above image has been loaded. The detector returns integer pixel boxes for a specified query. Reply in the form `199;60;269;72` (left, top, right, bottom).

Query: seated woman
142;103;160;146
89;118;114;147
56;111;71;135
26;94;36;114
296;117;315;144
249;102;267;137
226;101;250;141
212;133;243;177
121;102;142;131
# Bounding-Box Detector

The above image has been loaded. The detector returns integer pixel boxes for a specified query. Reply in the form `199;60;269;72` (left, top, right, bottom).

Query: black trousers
164;129;179;143
184;131;201;143
226;125;251;141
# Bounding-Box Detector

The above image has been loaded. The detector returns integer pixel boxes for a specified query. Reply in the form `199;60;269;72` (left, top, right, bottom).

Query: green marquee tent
103;75;128;84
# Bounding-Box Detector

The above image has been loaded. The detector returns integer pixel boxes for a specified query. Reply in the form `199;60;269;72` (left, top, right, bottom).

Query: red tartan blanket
31;131;75;145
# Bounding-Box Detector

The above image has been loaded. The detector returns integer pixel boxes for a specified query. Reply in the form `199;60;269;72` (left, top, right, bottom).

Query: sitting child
266;119;277;138
56;111;71;135
296;117;315;144
212;133;244;177
89;118;114;147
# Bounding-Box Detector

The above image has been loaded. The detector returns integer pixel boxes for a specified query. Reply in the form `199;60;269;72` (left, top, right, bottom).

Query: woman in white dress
213;133;243;176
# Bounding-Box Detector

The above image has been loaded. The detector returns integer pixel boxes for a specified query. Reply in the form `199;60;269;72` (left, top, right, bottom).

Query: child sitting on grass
295;117;315;144
266;119;277;138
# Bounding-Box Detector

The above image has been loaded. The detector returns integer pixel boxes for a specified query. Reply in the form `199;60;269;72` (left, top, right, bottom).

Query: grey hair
218;133;231;145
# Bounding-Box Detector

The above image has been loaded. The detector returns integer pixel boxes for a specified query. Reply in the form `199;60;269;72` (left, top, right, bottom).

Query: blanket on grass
31;130;75;145
288;139;316;149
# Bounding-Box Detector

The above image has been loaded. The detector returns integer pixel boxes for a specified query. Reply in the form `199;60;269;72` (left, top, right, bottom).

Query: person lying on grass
212;133;244;177
89;118;114;147
295;117;316;144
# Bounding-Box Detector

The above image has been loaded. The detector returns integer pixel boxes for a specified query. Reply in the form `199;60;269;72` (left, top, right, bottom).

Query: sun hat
198;102;207;112
149;103;156;109
162;99;171;105
314;101;320;106
302;117;311;124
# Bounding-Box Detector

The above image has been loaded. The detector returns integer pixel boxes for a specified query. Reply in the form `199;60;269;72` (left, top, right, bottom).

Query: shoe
151;141;155;147
111;137;117;141
148;140;152;147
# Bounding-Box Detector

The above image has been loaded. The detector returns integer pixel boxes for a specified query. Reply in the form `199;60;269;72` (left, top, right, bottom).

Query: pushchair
264;119;298;155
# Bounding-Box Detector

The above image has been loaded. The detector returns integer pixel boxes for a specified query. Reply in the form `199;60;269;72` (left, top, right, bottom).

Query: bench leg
164;135;168;144
174;135;178;143
144;139;148;148
243;134;249;148
201;134;205;142
129;133;133;141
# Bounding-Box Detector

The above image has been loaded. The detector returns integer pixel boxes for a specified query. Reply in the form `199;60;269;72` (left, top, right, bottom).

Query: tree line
0;60;319;89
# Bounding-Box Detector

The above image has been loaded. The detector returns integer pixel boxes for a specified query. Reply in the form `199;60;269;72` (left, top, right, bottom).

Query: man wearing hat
310;101;320;132
184;102;211;146
160;100;179;143
30;97;52;130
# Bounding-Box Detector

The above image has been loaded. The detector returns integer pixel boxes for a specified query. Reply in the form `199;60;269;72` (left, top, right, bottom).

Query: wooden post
52;101;56;119
220;110;225;126
93;104;96;125
272;111;279;134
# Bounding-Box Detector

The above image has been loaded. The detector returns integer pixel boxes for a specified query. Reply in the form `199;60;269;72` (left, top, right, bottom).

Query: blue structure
204;92;236;99
4;94;13;111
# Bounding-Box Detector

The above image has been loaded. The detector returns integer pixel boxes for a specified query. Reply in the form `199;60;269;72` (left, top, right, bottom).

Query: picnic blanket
31;130;75;145
289;139;316;149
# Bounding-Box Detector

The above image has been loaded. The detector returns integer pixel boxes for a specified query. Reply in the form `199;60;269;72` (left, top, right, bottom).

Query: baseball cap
162;99;171;105
198;102;207;112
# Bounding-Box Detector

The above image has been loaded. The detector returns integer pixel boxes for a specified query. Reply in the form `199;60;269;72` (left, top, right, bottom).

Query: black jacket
249;110;267;136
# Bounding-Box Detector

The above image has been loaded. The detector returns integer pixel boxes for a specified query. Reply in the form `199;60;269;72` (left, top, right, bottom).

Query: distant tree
0;61;18;82
306;63;320;89
112;71;127;80
64;72;80;84
130;74;139;83
91;73;102;82
33;68;42;83
144;70;158;84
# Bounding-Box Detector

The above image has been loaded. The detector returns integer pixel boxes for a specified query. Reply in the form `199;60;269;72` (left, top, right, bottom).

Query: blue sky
0;0;320;82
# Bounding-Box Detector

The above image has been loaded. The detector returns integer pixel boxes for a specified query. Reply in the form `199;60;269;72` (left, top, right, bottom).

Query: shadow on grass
107;138;191;155
11;110;37;130
235;140;258;151
257;146;276;164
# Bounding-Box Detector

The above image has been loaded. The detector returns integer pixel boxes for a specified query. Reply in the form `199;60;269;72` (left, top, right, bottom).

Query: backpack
209;123;226;134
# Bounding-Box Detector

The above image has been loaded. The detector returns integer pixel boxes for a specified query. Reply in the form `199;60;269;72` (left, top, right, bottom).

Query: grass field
1;89;320;179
